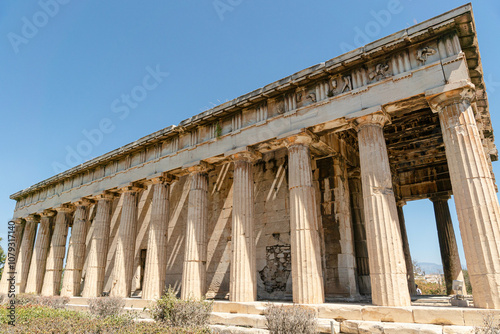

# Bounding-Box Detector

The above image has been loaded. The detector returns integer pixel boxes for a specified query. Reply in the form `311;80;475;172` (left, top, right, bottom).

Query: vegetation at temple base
149;287;212;329
264;304;317;334
0;293;210;333
474;313;500;334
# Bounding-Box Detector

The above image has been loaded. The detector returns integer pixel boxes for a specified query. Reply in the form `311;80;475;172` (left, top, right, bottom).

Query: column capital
25;214;40;223
229;149;262;163
119;184;144;193
425;80;475;113
12;218;25;225
348;168;361;179
430;193;452;202
40;209;56;218
95;191;118;201
150;173;176;185
186;161;213;174
74;198;94;207
351;111;390;131
55;203;75;213
284;132;317;148
396;199;407;207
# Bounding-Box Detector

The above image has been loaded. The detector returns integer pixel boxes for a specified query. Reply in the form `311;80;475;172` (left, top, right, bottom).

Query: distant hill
417;262;443;274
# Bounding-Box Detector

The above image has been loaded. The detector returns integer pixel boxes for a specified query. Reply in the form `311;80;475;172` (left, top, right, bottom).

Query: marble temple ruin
3;4;500;310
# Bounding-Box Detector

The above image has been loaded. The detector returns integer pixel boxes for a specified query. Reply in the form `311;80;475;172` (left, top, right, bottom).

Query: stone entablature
10;4;494;217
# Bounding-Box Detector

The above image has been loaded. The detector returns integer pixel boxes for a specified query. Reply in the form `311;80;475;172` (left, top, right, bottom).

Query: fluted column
333;154;358;297
82;192;115;298
430;195;467;295
111;186;141;298
349;172;371;295
14;215;38;294
396;201;417;296
427;82;500;308
354;112;410;307
61;199;93;297
230;151;259;302
25;210;55;294
41;204;73;296
0;218;25;294
143;177;172;300
181;165;209;300
286;135;324;304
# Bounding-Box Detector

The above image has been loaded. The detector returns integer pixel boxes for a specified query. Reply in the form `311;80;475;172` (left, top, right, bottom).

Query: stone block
412;306;464;326
383;323;443;334
443;325;474;334
340;320;360;334
317;318;340;333
317;304;363;321
463;308;500;327
358;320;384;333
362;306;413;323
213;301;248;314
210;312;267;329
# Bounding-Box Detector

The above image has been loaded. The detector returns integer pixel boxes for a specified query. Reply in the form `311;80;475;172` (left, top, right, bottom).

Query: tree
0;237;6;280
462;268;473;295
413;260;425;276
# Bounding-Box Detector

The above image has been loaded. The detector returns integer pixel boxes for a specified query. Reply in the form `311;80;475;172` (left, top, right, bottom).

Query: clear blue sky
1;1;499;268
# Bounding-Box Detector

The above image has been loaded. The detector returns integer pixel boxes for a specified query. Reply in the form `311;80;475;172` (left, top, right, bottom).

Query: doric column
25;210;55;294
349;172;371;295
143;177;172;300
41;204;73;296
82;192;115;298
181;165;209;300
110;186;141;298
396;200;417;296
0;218;25;295
61;199;93;297
285;134;325;304
15;214;38;294
354;112;410;307
430;194;467;295
427;82;500;308
230;151;259;302
333;153;358;297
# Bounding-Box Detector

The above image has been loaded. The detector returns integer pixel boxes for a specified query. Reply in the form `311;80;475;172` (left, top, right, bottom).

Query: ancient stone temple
4;4;500;310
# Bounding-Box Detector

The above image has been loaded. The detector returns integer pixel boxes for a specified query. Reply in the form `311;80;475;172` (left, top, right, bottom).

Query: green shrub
264;304;317;334
150;287;212;328
0;305;208;333
88;296;125;318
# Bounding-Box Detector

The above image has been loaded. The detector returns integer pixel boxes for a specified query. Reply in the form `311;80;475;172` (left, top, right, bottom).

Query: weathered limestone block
110;186;141;297
396;201;417;296
430;195;467;295
286;134;324;304
412;306;464;326
41;204;73;296
0;218;24;294
182;166;209;299
25;210;55;294
427;82;500;309
354;112;411;307
15;215;38;294
230;151;258;302
142;178;171;300
61;199;92;297
82;192;115;297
